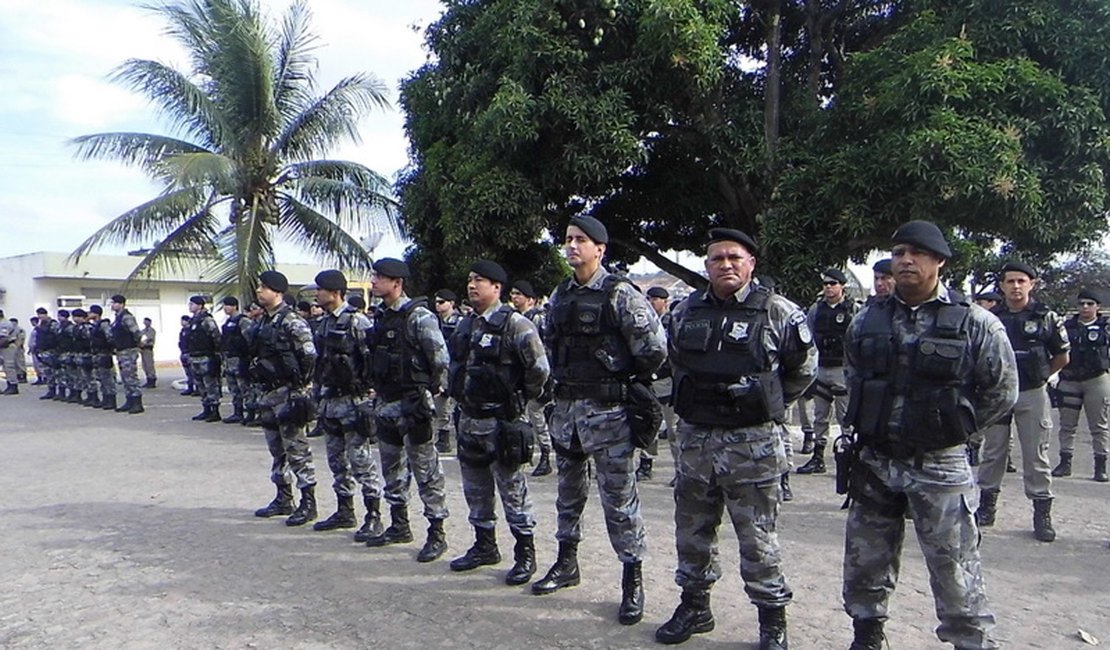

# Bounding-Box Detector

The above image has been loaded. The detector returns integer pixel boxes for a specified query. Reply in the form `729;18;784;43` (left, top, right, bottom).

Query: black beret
57;309;70;318
435;289;458;302
646;286;670;299
569;215;609;244
110;294;126;304
822;268;848;285
315;269;348;292
707;227;759;256
259;270;289;293
975;291;1003;303
372;257;409;279
511;280;537;298
348;295;366;309
221;296;239;307
71;308;87;318
891;220;952;259
189;295;207;306
89;305;103;315
872;258;893;276
470;260;508;285
181;315;191;322
296;301;312;312
35;307;48;315
1000;260;1037;280
1078;288;1102;304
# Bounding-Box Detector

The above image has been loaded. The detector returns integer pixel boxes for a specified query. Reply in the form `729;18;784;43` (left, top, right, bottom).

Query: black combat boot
353;497;384;543
128;395;144;414
314;494;357;531
241;409;256;426
849;618;885;650
143;378;156;389
2;382;18;395
1095;454;1109;483
40;387;56;399
618;560;645;625
16;372;27;383
204;405;222;422
656;589;714;644
757;606;788;650
180;385;195;396
53;387;67;401
1032;497;1055;542
254;484;295;517
222;405;244;424
1006;454;1017;473
450;526;500;571
531;541;580;595
285;486;317;526
532;446;553;477
796;444;826;474
800;430;815;455
192;405;212;421
65;388;82;403
365;504;414;547
82;391;99;406
1051;452;1073;477
435;428;453;454
115;395;132;411
635;457;654;481
101;394;117;410
976;489;998;527
781;472;794;502
505;530;536;585
417;518;448;562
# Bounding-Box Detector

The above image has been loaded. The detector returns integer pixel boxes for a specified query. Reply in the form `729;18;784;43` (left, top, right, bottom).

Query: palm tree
70;0;397;294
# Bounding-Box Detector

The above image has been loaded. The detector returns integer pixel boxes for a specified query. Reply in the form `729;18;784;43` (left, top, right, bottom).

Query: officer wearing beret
974;292;1002;311
87;305;118;409
869;259;894;304
433;288;462;455
363;258;452;563
1051;289;1110;482
509;279;555;477
251;270;320;526
638;285;676;482
69;309;95;405
446;260;549;585
533;215;666;626
34;309;61;397
977;260;1069;542
656;228;815;648
139;317;157;388
110;295;145;414
840;219;1016;649
185;295;223;422
220;296;253;424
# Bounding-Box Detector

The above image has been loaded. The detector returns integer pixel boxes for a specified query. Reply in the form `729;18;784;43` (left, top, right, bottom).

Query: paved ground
1;379;1108;649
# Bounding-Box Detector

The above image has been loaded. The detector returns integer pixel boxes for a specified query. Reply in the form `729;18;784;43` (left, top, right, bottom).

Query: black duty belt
554;382;627;403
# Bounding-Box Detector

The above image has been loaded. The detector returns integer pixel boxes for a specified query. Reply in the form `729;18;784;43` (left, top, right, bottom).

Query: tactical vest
90;320;114;354
37;321;58;351
111;311;139;350
448;305;524;418
670;286;785;427
812;300;852;366
370;299;432;401
251;306;301;388
186;313;218;356
74;322;93;354
1061;315;1110;381
58;321;77;353
221;313;250;358
548;275;634;400
316;306;364;394
992;302;1053;390
845;295;977;456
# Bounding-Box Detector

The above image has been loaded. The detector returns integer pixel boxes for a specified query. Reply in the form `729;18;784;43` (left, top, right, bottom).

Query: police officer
88;305;118;410
868;258;894;304
840;220;1017;650
29;315;44;385
110;295;144;414
1051;289;1110;482
797;268;857;474
139;318;157;388
532;216;666;626
178;314;195;396
186;296;223;422
974;291;1002;311
447;261;549;585
509;279;555;477
310;269;385;541
240;302;265;426
977;261;1069;542
656;228;816;649
34;308;60;398
70;309;95;405
219;297;252;424
0;312;18;394
251;271;319;526
433;288;462;454
363;258;452;563
638;285;677;482
55;309;78;402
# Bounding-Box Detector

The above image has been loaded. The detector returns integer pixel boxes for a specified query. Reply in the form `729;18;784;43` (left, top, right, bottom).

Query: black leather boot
655;589;714;644
40;387;56;400
241;409;256;426
435;428;453;454
254;484;294;517
128;394;144;414
505;530;536;585
1094;454;1108;483
1051;452;1073;477
222;406;244;424
366;504;413;547
101;394;118;410
531;541;580;594
635;457;654;481
1033;497;1055;542
66;388;81;403
204;405;222;422
780;472;793;502
618;560;644;625
975;489;998;527
2;383;18;395
532;447;553;477
417;518;448;562
353;497;384;543
82;391;99;406
192;405;211;421
314;494;357;531
800;431;815;455
849;618;885;650
796;444;826;474
450;526;500;571
285;486;317;526
757;606;788;650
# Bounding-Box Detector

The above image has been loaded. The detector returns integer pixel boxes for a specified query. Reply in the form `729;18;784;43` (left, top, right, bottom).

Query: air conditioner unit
56;295;86;308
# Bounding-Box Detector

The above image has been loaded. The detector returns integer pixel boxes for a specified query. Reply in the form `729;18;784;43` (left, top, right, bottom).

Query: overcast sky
0;0;443;263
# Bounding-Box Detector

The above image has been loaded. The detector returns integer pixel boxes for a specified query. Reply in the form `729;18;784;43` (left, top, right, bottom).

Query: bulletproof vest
548;275;634;388
221;313;250;357
992;302;1053;390
439;312;461;342
523;306;545;324
370;299;432;400
111;310;139;350
670;286;785;427
448;305;523;415
37;321;58;351
1061;315;1110;381
316;306;364;392
90;320;114;354
252;306;301;386
74;322;93;353
59;321;77;353
846;294;977;454
185;313;218;356
812;299;852;366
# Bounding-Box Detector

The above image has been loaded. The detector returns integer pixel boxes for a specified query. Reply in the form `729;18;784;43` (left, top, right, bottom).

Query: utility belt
1060;368;1109;383
377;383;427;403
554;381;627;403
318;384;361;399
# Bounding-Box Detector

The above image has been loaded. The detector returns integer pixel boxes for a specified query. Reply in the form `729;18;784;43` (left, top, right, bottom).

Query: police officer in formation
657;228;816;649
240;301;266;426
251;271;319;526
433;288;462;454
868;258;894;304
840;220;1017;650
186;296;223;422
219;297;253;424
110;295;145;414
178;314;195;396
34;308;59;396
88;305;118;410
1051;289;1110;482
364;258;451;563
0;311;19;394
139;317;157;388
447;260;549;585
797;268;857;474
976;261;1069;542
309;269;385;542
533;216;666;626
71;309;95;405
508;279;554;477
637;285;676;482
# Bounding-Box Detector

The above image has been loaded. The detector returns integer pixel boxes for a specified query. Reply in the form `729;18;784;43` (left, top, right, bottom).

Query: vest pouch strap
728;375;783;427
497;419;535;467
355;401;378;443
900;387;972;451
458;427;499;468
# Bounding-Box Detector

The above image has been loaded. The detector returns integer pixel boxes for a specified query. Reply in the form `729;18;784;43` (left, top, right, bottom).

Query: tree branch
614;237;708;291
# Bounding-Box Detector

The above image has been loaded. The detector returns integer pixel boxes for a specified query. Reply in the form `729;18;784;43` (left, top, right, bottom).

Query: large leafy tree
71;0;397;295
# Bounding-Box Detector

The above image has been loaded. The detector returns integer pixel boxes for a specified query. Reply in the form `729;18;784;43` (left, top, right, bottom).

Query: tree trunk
764;0;783;175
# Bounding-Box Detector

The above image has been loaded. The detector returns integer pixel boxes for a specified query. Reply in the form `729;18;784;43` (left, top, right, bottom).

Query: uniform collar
893;281;947;308
477;301;503;319
385;294;410;311
570;266;608;290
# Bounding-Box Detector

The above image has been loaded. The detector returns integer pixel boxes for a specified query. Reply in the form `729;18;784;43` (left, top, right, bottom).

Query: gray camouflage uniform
256;304;317;490
221;314;253;414
520;307;554;458
186;310;223;409
0;319;17;386
113;310;143;399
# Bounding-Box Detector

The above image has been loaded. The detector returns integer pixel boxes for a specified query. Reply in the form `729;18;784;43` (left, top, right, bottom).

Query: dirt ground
1;379;1107;649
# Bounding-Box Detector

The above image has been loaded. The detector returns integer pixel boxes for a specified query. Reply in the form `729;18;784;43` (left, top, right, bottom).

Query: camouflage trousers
375;396;449;520
222;358;250;410
1056;373;1110;456
189;356;222;407
843;446;997;649
0;345;17;383
260;386;316;489
433;393;457;434
524;398;552;452
180;354;194;390
116;348;142;398
458;415;535;535
812;365;849;446
91;355;117;397
76;355;93;393
979;387;1053;499
320;396;382;500
36;352;55;386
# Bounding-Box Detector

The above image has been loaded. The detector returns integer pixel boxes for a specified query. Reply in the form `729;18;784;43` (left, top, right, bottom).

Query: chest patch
728;321;750;341
1023;320;1040;335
